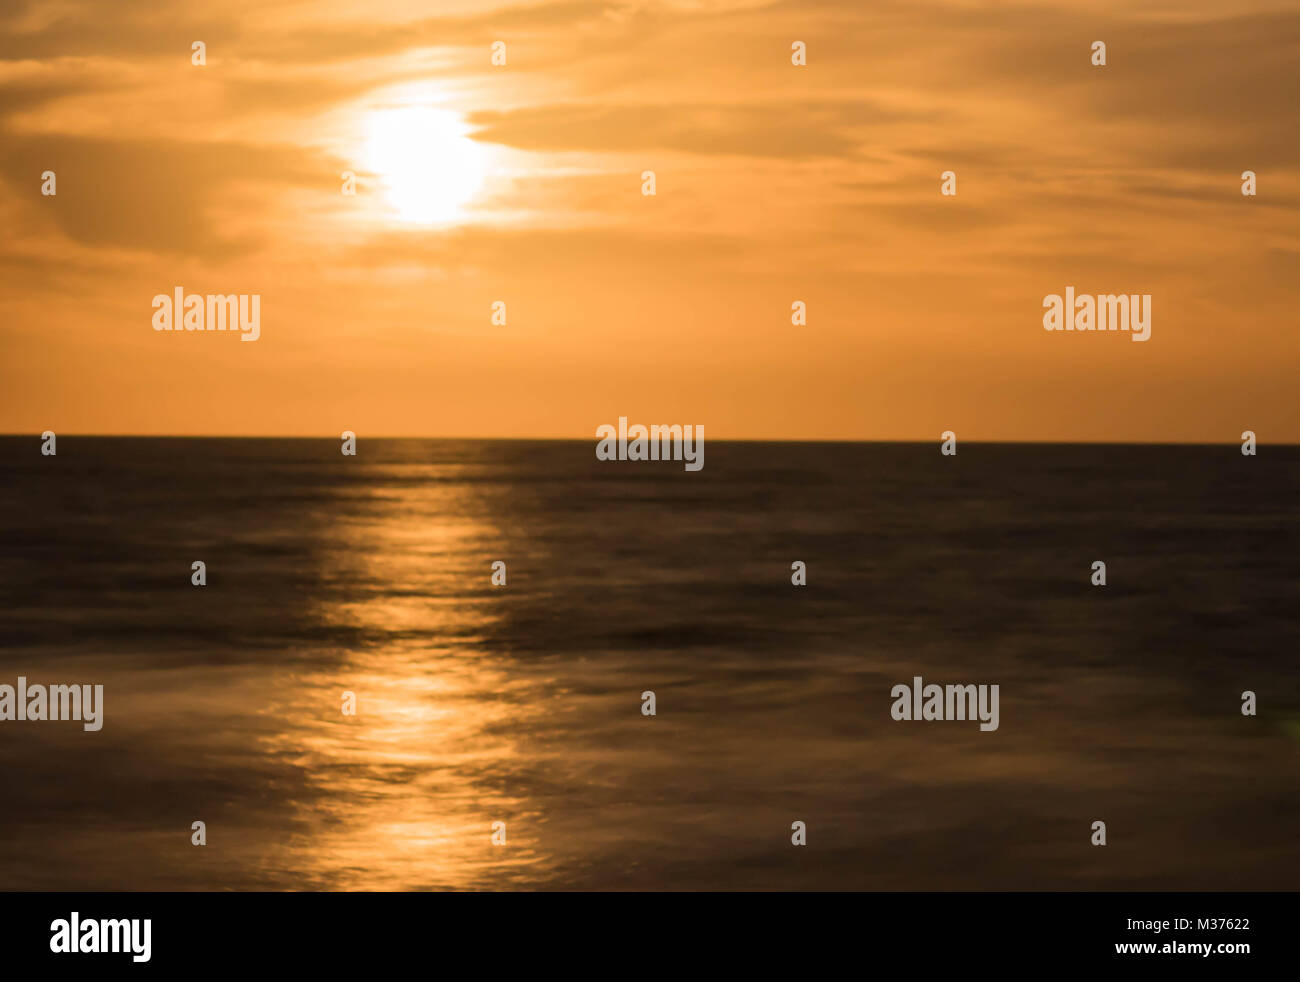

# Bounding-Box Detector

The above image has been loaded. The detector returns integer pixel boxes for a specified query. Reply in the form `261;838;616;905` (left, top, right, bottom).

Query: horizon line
3;433;1295;447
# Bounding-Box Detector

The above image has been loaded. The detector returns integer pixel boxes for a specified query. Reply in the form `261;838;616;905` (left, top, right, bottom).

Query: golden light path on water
251;463;553;890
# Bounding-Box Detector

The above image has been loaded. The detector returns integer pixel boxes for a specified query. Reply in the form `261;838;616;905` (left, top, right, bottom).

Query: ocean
1;437;1297;890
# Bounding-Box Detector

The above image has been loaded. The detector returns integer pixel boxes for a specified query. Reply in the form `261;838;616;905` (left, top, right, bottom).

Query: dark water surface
0;437;1297;889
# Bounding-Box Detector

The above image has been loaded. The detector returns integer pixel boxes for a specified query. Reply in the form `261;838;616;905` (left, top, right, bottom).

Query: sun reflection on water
253;465;552;889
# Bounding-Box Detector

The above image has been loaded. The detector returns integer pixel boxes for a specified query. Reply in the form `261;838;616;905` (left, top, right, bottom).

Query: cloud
468;100;937;158
0;132;338;256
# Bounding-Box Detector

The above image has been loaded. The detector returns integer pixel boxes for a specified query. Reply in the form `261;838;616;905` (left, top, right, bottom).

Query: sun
363;107;488;224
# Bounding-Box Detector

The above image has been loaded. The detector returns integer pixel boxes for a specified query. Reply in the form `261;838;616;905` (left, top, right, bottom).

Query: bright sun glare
363;107;487;224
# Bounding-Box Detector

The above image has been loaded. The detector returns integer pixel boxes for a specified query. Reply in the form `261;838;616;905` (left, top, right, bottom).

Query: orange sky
1;0;1297;441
